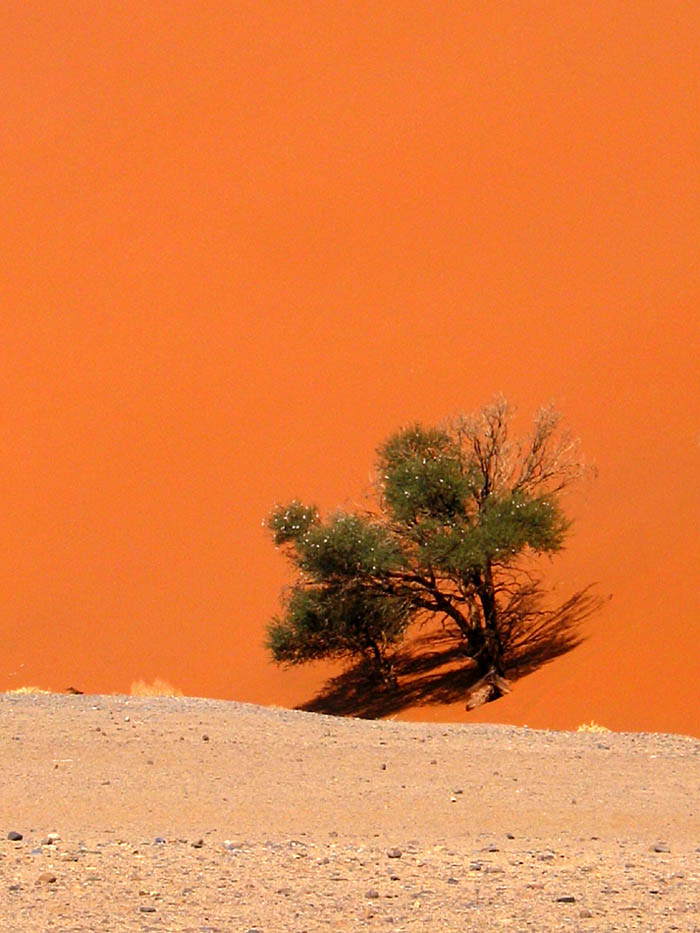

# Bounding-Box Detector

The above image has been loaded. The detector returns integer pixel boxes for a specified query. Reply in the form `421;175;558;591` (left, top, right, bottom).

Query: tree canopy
266;397;599;707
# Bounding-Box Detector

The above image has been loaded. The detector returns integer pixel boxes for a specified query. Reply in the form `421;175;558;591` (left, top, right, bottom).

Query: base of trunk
465;667;511;711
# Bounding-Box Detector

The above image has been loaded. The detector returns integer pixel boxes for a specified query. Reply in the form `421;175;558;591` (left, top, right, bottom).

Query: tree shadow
298;587;605;719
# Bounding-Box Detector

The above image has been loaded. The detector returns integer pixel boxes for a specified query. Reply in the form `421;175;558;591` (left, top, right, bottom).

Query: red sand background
2;3;699;734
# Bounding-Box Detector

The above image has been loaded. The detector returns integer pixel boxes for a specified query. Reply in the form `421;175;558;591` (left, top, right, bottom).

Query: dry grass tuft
4;685;52;694
130;677;184;697
577;720;611;733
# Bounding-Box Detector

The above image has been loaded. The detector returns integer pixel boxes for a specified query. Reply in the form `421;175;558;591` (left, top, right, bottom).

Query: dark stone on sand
7;831;23;841
556;895;576;903
365;888;380;899
387;848;402;858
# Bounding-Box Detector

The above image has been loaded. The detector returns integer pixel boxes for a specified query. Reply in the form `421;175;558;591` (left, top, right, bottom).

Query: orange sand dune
2;3;698;735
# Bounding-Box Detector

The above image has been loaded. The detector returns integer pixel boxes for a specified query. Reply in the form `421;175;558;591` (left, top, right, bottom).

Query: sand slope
2;3;699;733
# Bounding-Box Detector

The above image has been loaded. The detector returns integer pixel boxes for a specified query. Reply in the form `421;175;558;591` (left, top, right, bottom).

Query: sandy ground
1;694;700;932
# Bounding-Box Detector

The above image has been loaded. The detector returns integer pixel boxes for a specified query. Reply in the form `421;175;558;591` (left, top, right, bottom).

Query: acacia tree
266;397;597;701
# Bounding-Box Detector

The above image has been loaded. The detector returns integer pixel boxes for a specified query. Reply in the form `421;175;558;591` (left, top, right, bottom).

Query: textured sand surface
3;2;700;736
2;694;700;931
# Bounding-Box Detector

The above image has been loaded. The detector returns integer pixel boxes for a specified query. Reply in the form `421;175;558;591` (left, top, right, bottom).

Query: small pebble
365;888;380;899
37;872;57;884
7;831;23;841
387;848;402;859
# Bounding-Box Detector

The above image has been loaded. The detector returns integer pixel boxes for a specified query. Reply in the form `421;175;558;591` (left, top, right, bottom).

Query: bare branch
513;403;590;495
451;395;516;500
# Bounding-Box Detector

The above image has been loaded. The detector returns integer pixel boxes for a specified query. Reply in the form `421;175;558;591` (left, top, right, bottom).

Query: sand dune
2;4;698;734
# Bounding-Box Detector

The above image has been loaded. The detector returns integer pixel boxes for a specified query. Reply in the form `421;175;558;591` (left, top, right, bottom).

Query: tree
266;397;598;705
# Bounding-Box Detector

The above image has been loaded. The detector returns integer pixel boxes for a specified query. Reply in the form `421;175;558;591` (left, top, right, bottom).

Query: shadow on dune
298;588;604;719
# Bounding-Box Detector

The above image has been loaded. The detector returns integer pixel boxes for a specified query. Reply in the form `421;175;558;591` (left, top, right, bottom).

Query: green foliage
479;492;570;556
268;500;319;544
415;491;570;576
266;397;592;693
377;425;471;524
297;513;402;580
266;584;411;666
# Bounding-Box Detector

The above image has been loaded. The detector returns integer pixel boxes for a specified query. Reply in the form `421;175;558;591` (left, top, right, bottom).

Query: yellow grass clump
577;720;611;733
130;677;184;697
4;685;51;694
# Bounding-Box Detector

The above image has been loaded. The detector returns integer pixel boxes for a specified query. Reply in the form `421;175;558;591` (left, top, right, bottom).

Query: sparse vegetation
4;685;51;694
129;678;184;697
577;720;611;733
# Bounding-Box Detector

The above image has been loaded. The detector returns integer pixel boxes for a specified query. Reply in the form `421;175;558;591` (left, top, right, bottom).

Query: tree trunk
471;564;505;678
368;641;397;688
